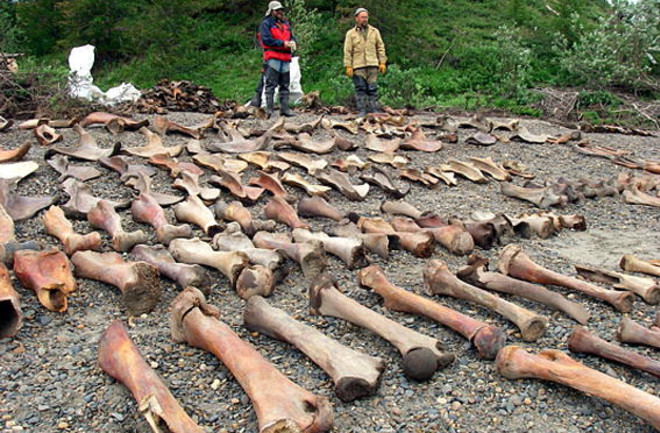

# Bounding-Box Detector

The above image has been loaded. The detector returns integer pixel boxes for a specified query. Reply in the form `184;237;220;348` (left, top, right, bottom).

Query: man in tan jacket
343;7;387;116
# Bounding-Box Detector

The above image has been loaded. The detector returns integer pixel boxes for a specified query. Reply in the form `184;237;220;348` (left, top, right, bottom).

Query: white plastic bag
246;56;305;107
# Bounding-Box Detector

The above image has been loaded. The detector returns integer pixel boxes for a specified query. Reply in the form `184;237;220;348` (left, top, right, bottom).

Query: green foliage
0;1;25;53
285;0;322;60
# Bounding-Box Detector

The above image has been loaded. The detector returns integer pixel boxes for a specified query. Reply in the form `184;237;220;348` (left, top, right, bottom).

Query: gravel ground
0;109;659;433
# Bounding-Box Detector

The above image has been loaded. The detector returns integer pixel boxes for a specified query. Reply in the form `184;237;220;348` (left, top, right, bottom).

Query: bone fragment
45;124;121;162
277;152;328;175
400;128;443;152
380;200;422;219
131;192;192;245
574;264;660;305
620;254;660;278
360;167;410;198
122;127;183;158
0;179;56;221
79;112;148;130
0;142;30;163
441;159;488;183
253;231;327;279
292;228;367;269
617;317;660;349
46;154;101;182
152;116;203;139
333;221;389;260
468;157;511;181
0;161;38;181
0;263;22;338
297;196;344;221
354;216;434;258
60;178;130;218
424;167;457;186
390;217;473;256
33;123;63;146
249;171;296;203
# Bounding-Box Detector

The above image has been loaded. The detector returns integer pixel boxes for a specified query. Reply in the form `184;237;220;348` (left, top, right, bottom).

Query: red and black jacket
258;15;296;62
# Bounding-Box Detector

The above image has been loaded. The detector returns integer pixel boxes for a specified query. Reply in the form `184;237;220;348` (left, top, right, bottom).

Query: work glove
346;66;354;77
378;63;387;74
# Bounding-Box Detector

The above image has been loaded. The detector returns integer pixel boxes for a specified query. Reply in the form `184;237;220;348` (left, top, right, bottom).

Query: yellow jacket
343;25;387;69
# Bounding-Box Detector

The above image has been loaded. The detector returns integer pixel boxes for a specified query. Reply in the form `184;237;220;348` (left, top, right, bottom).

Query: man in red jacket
259;1;298;118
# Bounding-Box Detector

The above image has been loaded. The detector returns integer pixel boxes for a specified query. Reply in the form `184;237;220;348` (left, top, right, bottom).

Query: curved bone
333;221;389;260
214;200;255;236
99;156;157;187
0;116;13;132
87;200;147;252
441;159;487;183
72;251;161;315
368;153;409;169
399;168;439;187
623;185;660;207
424;260;548;342
458;255;590;324
47;154;101;182
131;245;211;294
33;123;63;146
297;196;344;222
0;241;39;267
173;195;223;236
501;182;566;208
238;151;290;172
313;168;370;201
568;326;660;378
45;124;121;162
465;132;497;147
253;232;327;278
574;264;660;305
321;117;358;135
380;200;422;219
79;112;148;130
509;214;556;239
617;317;660;349
244;295;384;402
292;228;367;269
207;127;275;153
152;116;202;139
620;254;660;278
43;206;101;256
282;115;325;134
274;132;336;154
98;320;205;433
277;152;328;175
330;155;369;173
281;172;332;197
0;161;38;180
122;127;183;158
495;345;660;431
364;133;400;153
61;178;130;218
0;263;22;338
0;203;14;243
168;238;248;288
390;217;472;256
358;265;505;360
468;157;511;181
0;142;30;163
424;167;457;186
499;245;634;313
131;193;193;245
510;126;548;143
14;248;76;313
193;153;249;174
361;167;410;198
264;197;309;229
400;128;442;152
208;172;264;203
0;179;56;221
171;288;334;432
309;274;455;381
249;171;296;203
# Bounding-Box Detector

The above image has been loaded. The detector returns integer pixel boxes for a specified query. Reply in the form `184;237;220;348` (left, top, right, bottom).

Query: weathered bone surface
278;152;328;175
71;251;161;315
238;151;290;172
282;115;325;134
0;142;30;163
400;128;443;152
390;217;472;256
122;127;183;158
568;326;660;378
333;221;389;260
0;263;22;338
357;265;505;360
499;245;634;313
213;223;284;272
173;195;223;236
45;124;121;162
87;200;147;252
13;248;76;313
171;287;334;432
61;178;131;218
207;124;277;153
292;228;367;269
501;182;567;208
623;185;660;207
46;154;102;182
574;264;660;305
399;168;439;187
424;260;548;342
249;171;296;203
0;116;14;132
131;192;193;245
322;117;358;135
274;132;336;154
281;172;332;197
313;168;370;201
79;112;148;130
364;133;400;153
465;132;497;147
509;214;555;239
496;345;660;431
214;200;257;236
244;295;385;402
380;200;422;220
131;244;211;294
331;155;369;173
309;274;455;381
297;196;345;221
617;317;660;349
0;160;39;181
360;167;410;198
98;320;205;433
264;197;310;229
234;264;276;300
354;216;434;258
468;211;515;244
0;178;56;221
458;255;590;324
510;126;548;144
459;220;496;250
424;167;457;186
253;232;327;279
368;152;409;169
43;206;102;256
33;123;63;146
620;254;660;278
208;171;264;202
194;153;249;174
441;159;488;184
152;116;203;139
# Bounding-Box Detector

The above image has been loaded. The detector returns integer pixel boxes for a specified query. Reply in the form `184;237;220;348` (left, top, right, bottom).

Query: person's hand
346;66;354;77
378;63;387;74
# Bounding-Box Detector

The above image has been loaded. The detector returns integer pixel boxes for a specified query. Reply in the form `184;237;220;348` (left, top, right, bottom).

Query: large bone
207;124;277;153
43;206;102;256
281;172;332;197
131;192;193;245
360;167;410;198
364;133;400;153
0;116;14;132
400;128;443;152
130;244;211;293
173;195;223;236
468;156;511;181
617;317;660;349
380;200;422;219
500;182;567;208
469;211;515;244
193;153;249;174
45;124;121;162
0;263;22;338
253;232;327;278
313;168;370;201
33;123;63;146
79;112;148;130
458;255;590;324
390;216;473;256
46;154;102;182
244;296;385;402
424;260;548;342
122;127;183;158
309;274;455;381
152;116;203;139
171;287;334;432
499;245;634;313
620;254;660;278
0;161;38;181
292;228;367;269
98;320;205;433
60;178;130;218
71;251;161;315
297;196;345;221
509;214;555;239
357;265;505;360
213;225;284;272
249;171;296;203
568;326;660;378
13;249;76;313
238;151;290;172
368;152;409;169
273;132;336;154
277;152;328;175
354;216;434;258
0;178;57;221
214;200;259;236
441;159;488;183
87;200;147;252
208;171;264;203
333;221;389;260
496;345;660;431
574;264;660;305
264;197;309;229
0;142;30;163
623;185;660;207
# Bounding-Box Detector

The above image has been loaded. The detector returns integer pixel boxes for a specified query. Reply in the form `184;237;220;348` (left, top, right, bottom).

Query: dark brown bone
87;200;147;252
173;195;223;236
309;274;455;381
424;260;548;342
501;182;567;208
499;245;634;313
43;206;102;256
0;142;30;163
238;151;290;172
460;220;497;250
131;192;193;245
130;245;211;294
617;317;660;349
71;251;161;315
13;248;76;313
0;263;22;338
253;232;327;279
468;211;515;244
568;326;660;378
357;265;505;360
496;345;660;431
98;320;205;433
458;255;590;324
333;221;389;260
171;287;334;432
574;264;660;305
297;196;345;222
620;254;660;278
45;124;121;162
264;197;310;229
0;178;57;221
390;216;472;256
292;228;367;269
213;223;285;276
244;295;385;402
354;216;434;258
33;123;63;146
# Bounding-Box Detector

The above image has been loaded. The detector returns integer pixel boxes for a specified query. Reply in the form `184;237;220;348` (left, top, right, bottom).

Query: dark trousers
265;64;290;107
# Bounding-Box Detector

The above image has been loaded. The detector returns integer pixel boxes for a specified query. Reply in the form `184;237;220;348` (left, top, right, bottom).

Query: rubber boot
367;83;381;113
280;96;296;117
248;93;261;108
356;92;367;117
265;93;275;119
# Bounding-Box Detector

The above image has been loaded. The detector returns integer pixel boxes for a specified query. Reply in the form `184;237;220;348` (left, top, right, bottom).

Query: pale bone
98;320;206;433
368;152;409;169
292;228;367;269
169;238;248;288
0;142;30;163
501;182;567;208
468;157;511;181
60;178;131;218
297;196;344;222
14;248;76;313
568;326;660;378
380;200;422;219
207;119;281;153
33;123;63;146
495;345;660;431
131;244;211;294
313;168;370;201
172;171;202;196
79;112;148;130
510;126;548;143
333;221;389;260
277;152;328;175
122;127;183;158
321;117;358;134
281;172;332;197
0;116;14;132
43;206;101;256
354;216;434;258
249;171;296;203
424;167;457;186
499;245;634;313
214;200;256;235
509;214;556;239
620;255;660;278
0;161;39;180
253;232;327;278
623;186;660;207
213;223;284;271
131;192;193;245
0;178;56;221
465;132;497;146
491;119;520;131
309;273;455;381
173;195;223;236
244;295;385;402
0;204;39;266
458;255;590;324
99;156;157;187
441;159;488;183
152;116;202;139
468;211;515;243
238;151;290;172
457;114;491;131
364;133;400;153
273;132;336;154
400;128;443;152
262;196;309;230
574;264;660;305
46;154;101;182
617;317;660;349
0;263;22;338
72;250;161;315
87;200;147;252
357;265;506;360
360;167;410;198
390;217;473;256
45;124;121;162
399;168;439;187
208;171;264;202
147;154;201;178
282;115;325;134
170;287;334;433
331;155;370;172
193;153;249;174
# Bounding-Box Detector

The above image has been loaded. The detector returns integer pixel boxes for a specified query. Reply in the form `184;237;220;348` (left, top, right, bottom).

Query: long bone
0;263;22;338
568;326;660;378
309;273;455;381
332;221;389;260
574;264;660;305
620;254;660;278
617;317;660;349
458;255;590;324
500;182;567;208
214;200;256;235
495;345;660;431
98;320;205;433
390;216;473;256
131;245;212;294
352;215;434;258
244;296;385;402
131;192;193;245
264;196;310;229
357;265;505;360
253;232;327;278
424;260;548;342
499;245;634;313
292;228;367;269
508;214;556;239
173;194;223;236
297;196;345;221
43;206;101;256
171;287;334;433
71;251;161;315
380;200;422;219
87;200;147;252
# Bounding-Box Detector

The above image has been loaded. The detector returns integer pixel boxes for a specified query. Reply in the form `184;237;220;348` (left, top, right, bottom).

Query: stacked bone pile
136;79;226;114
0;108;659;432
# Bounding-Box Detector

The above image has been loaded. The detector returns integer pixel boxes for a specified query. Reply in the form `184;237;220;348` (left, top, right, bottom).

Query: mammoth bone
0;263;22;338
42;205;101;256
87;200;147;252
617;317;660;349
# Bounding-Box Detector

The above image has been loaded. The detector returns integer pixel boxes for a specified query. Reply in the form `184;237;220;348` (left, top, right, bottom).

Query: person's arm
375;29;387;65
343;31;353;67
259;19;284;48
